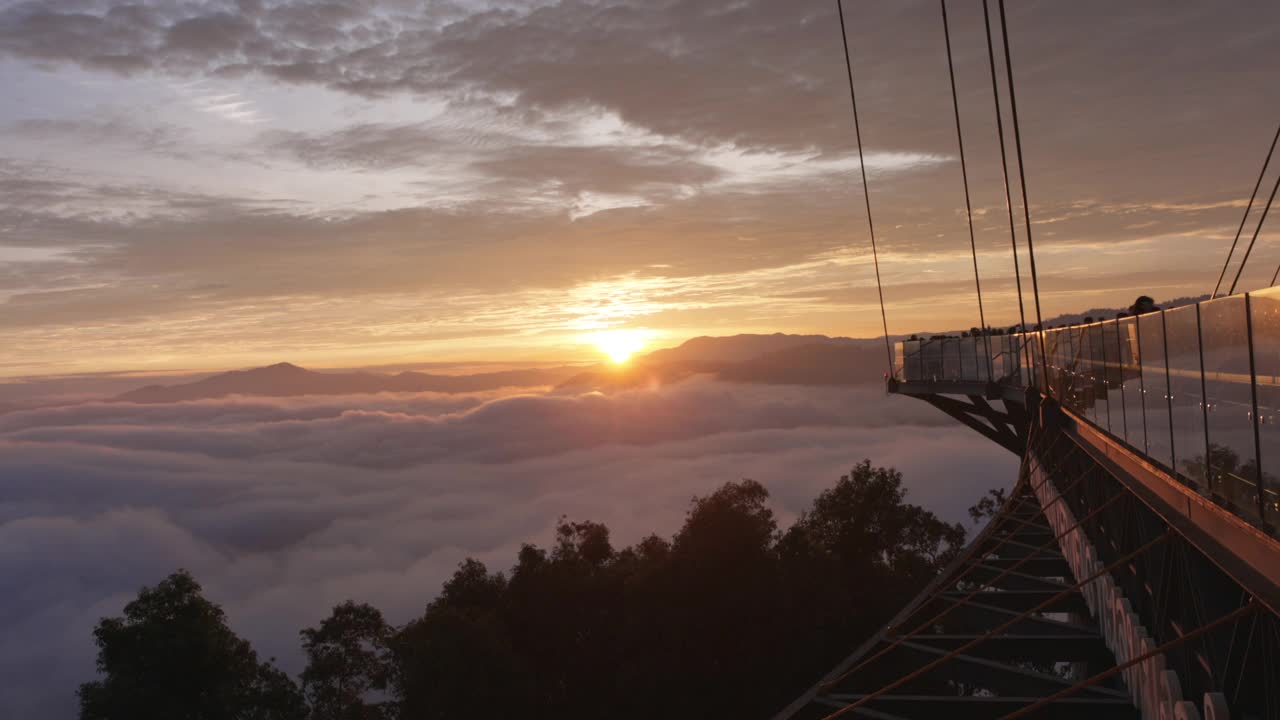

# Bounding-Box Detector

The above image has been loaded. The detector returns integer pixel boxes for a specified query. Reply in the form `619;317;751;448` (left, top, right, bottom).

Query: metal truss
778;405;1280;720
916;392;1029;456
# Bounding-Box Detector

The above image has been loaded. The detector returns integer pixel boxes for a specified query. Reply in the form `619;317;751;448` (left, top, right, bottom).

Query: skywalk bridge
780;292;1280;720
782;0;1280;715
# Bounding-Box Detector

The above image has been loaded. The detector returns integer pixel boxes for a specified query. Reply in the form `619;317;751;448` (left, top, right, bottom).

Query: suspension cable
982;0;1029;372
1229;164;1280;294
1213;122;1280;298
997;0;1048;387
837;0;894;377
941;0;993;380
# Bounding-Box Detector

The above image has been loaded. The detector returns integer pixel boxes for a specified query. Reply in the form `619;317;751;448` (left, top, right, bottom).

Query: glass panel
1119;316;1145;451
1060;328;1073;400
975;336;991;382
899;340;919;381
1031;331;1044;390
1104;321;1126;436
1011;334;1024;386
1092;323;1111;432
1012;334;1023;384
923;338;944;382
1062;327;1082;413
1021;334;1032;386
1079;325;1096;423
1054;328;1069;403
1165;305;1208;490
1200;296;1261;520
1249;286;1280;526
993;335;1011;383
1043;329;1060;399
1138;312;1174;470
960;336;977;381
943;338;960;381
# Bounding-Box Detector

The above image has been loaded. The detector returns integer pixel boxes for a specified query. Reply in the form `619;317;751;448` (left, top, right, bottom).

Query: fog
0;379;1016;718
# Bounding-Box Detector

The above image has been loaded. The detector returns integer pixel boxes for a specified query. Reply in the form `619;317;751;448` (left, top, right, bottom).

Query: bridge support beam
916;393;1027;456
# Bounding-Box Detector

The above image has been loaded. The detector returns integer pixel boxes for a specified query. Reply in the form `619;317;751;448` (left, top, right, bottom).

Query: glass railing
895;334;1021;386
894;288;1280;529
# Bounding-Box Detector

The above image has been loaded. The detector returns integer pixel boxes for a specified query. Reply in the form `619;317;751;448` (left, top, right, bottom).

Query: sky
4;2;1273;714
1;0;1279;377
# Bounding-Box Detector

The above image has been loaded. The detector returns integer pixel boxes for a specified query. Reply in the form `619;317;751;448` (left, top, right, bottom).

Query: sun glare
593;329;647;364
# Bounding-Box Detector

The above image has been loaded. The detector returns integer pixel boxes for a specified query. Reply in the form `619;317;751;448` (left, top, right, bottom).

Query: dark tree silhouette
383;466;966;718
968;487;1009;525
78;570;305;720
300;602;393;720
392;607;527;720
80;462;974;720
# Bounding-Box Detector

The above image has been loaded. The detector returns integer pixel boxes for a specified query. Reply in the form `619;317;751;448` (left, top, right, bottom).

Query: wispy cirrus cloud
175;83;265;124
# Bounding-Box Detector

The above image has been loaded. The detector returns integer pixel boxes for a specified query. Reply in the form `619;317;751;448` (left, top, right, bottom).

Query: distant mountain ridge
115;362;584;403
556;333;886;391
640;333;866;367
905;295;1211;338
112;334;890;403
1036;294;1209;328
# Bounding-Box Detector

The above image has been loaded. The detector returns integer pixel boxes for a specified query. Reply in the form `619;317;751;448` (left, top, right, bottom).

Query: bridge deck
782;292;1280;719
895;290;1280;534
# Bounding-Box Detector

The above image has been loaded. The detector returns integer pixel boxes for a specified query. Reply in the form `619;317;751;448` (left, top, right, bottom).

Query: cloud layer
1;1;1279;374
0;379;1015;718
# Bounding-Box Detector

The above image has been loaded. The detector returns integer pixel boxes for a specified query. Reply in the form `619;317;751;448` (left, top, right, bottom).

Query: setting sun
593;329;648;363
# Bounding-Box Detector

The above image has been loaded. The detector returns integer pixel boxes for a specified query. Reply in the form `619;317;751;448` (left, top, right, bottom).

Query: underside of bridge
778;385;1280;720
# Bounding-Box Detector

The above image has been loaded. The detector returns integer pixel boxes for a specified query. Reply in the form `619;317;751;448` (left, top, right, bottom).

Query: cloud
0;379;1016;718
3;1;1277;374
4;116;192;156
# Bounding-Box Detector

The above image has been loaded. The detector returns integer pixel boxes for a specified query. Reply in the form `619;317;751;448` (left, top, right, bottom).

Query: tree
78;570;305;720
660;480;786;716
968;487;1009;525
80;463;990;720
796;461;965;575
776;462;966;697
432;558;506;615
391;606;528;719
300;601;394;720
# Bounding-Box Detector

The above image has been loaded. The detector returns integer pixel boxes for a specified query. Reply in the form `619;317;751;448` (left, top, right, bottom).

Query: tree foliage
299;602;393;720
78;570;306;720
968;486;1009;525
80;461;970;720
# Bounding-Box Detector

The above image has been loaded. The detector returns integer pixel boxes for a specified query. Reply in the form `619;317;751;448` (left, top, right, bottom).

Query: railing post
1098;322;1111;434
1065;326;1076;409
1135;312;1149;455
1114;319;1127;442
1161;310;1177;477
1196;303;1213;495
1245;293;1267;524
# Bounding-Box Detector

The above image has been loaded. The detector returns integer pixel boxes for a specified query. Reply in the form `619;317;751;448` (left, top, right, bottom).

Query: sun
593;329;647;364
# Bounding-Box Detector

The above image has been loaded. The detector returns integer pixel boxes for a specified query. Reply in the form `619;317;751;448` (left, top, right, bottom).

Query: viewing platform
783;289;1280;720
893;288;1280;536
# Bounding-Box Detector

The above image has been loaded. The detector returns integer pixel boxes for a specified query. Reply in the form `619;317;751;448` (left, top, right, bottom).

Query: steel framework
778;389;1280;720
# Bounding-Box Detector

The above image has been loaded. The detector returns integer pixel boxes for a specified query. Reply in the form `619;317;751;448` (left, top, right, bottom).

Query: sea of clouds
0;379;1016;718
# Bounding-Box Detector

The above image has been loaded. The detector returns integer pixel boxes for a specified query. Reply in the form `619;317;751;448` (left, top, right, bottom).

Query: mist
0;379;1015;718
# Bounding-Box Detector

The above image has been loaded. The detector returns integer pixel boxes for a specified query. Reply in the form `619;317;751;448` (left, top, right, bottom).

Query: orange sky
0;0;1278;378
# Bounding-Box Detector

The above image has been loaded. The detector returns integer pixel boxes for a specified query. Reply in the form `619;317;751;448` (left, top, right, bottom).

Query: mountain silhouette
115;362;584;403
112;335;889;403
557;334;886;391
717;342;887;385
640;332;866;367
